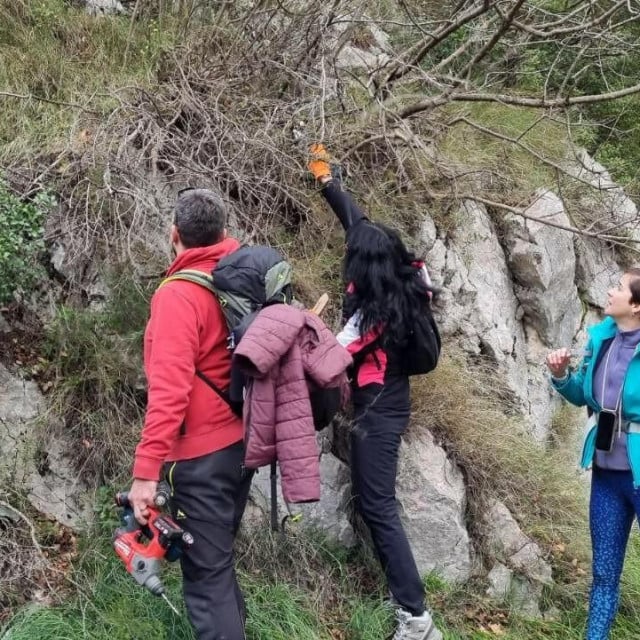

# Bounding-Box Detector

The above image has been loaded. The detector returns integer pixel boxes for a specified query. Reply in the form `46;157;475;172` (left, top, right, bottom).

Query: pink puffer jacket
233;305;352;503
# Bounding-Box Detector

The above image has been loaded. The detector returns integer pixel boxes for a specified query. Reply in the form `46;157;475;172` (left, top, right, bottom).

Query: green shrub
41;271;154;483
0;180;52;304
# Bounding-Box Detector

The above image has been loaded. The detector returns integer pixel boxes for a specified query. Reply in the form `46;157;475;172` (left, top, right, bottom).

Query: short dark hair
174;189;226;248
626;267;640;305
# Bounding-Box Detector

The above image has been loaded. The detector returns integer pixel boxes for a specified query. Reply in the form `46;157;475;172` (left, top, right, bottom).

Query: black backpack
162;245;294;416
350;300;441;378
403;304;441;376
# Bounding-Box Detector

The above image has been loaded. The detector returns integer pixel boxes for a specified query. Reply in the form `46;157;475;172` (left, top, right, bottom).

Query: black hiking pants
165;441;253;640
350;377;426;617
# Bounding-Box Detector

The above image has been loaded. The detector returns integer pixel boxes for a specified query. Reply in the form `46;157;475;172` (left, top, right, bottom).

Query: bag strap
160;269;216;294
159;270;239;415
195;369;233;408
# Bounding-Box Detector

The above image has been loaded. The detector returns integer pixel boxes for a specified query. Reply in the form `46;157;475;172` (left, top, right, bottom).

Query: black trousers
165;441;253;640
350;378;426;617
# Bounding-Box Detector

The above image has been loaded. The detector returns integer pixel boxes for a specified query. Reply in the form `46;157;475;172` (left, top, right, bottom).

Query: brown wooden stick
310;293;329;316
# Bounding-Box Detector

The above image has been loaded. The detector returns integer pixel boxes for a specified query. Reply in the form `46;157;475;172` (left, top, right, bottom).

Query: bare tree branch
463;194;640;243
396;82;640;118
505;0;629;37
0;92;99;113
373;0;495;95
446;115;602;189
457;0;527;82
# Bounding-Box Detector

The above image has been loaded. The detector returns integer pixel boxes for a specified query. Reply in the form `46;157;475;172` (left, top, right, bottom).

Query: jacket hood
166;237;241;276
235;305;306;376
234;304;352;385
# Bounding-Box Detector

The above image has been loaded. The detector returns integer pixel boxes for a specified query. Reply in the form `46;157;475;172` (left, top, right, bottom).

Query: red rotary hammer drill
113;483;193;614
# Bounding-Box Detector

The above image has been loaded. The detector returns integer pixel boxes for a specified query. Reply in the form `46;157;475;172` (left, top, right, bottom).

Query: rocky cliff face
3;8;635;616
2;147;627;615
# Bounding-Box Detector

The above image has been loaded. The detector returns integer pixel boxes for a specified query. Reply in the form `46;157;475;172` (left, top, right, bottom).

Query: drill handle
115;480;171;510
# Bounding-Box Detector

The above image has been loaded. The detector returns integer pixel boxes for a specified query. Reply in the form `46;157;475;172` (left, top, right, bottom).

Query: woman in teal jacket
547;267;640;639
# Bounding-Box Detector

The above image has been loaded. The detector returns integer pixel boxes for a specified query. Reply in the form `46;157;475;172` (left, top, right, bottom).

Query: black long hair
343;221;435;349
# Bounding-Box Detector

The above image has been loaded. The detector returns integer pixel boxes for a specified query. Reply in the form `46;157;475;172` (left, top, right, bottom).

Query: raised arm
308;143;367;232
320;180;367;231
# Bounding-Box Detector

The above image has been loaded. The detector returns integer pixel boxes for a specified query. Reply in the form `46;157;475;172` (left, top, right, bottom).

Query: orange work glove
307;143;332;180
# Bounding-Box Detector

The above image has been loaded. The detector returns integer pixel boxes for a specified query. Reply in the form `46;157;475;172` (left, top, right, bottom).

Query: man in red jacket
127;188;252;640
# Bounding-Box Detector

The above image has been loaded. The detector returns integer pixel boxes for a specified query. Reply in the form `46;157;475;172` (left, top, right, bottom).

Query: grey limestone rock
396;431;473;583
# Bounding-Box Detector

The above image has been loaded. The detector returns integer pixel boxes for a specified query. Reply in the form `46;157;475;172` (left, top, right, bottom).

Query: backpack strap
159;270;243;417
195;369;232;407
160;269;216;294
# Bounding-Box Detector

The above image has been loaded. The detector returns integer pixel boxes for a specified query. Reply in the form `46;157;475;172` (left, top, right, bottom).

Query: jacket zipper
167;461;177;496
625;346;640;480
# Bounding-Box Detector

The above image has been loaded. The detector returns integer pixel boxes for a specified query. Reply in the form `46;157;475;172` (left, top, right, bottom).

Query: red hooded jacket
133;238;243;480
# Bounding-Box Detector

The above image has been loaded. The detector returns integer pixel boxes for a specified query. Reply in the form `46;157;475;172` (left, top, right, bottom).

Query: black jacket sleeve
320;180;368;232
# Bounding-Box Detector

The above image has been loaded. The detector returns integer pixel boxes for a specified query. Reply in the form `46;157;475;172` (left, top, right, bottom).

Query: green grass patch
1;500;396;640
0;0;180;159
6;513;640;639
439;102;567;199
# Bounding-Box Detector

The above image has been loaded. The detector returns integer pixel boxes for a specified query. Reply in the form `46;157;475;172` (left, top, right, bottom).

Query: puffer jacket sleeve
275;344;320;503
302;312;353;386
243;377;277;469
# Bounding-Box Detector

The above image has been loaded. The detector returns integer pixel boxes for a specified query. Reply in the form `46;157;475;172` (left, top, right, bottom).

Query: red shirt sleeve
133;285;200;480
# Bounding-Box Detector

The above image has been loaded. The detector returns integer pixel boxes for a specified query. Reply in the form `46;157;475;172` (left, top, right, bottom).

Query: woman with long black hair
308;144;442;640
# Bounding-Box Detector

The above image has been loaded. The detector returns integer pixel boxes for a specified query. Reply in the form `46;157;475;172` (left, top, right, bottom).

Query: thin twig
0;499;49;565
0;92;99;114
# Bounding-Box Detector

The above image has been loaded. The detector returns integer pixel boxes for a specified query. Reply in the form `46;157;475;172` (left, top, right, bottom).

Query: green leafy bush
0;180;52;304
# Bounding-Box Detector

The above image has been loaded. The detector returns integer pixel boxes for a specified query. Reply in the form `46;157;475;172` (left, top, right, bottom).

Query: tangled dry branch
6;0;640;282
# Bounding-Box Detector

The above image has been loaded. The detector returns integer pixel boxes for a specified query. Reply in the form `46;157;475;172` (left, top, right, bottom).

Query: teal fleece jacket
551;317;640;487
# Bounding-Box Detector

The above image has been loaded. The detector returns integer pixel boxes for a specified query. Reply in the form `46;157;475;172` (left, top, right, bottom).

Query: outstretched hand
307;143;332;182
546;348;571;379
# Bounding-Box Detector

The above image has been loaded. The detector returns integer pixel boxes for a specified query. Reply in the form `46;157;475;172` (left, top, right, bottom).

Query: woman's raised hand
308;143;332;182
546;348;571;378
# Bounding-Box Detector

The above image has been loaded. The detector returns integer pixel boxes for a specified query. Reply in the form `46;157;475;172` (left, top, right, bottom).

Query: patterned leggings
587;466;640;640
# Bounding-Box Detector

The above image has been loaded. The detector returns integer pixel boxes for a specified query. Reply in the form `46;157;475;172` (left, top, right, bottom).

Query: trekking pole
270;461;278;532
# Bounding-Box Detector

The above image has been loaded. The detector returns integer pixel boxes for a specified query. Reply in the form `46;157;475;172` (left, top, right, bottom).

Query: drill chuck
115;480;171;509
144;574;165;596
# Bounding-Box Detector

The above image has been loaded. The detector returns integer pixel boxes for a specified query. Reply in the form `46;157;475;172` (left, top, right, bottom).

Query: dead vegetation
410;352;591;587
0;493;77;621
4;0;640;293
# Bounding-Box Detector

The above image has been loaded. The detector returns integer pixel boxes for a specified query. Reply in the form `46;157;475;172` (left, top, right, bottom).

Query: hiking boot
392;609;443;640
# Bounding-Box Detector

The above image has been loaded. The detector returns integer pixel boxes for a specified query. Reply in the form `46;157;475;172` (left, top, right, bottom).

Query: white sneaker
392;609;443;640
